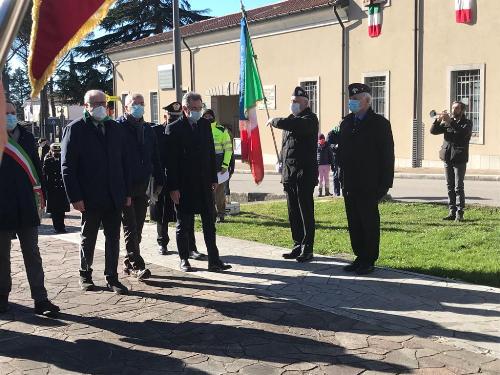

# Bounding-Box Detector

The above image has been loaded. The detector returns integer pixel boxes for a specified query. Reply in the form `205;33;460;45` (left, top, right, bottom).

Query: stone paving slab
49;214;500;359
0;215;498;374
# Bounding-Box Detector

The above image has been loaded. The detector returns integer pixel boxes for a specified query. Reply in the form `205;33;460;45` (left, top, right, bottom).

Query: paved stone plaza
0;214;499;374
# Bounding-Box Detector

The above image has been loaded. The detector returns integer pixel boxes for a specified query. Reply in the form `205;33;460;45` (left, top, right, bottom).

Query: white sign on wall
258;85;276;110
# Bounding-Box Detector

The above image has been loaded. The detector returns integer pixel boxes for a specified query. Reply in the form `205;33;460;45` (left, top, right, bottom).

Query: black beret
292;86;308;99
203;109;215;118
348;83;371;97
162;101;182;115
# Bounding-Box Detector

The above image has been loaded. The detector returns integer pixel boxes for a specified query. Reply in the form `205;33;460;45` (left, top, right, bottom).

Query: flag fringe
28;0;116;97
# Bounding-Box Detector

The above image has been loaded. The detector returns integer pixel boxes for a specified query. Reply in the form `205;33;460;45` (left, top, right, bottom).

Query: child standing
317;134;334;197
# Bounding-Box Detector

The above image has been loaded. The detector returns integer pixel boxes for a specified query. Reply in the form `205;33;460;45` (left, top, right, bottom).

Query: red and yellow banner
28;0;115;97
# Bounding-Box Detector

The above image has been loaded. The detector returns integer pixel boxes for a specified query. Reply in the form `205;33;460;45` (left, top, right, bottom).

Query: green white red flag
456;0;472;24
368;4;382;38
239;16;265;184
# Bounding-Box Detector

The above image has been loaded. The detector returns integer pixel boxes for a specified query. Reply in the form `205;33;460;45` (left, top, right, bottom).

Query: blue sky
187;0;276;16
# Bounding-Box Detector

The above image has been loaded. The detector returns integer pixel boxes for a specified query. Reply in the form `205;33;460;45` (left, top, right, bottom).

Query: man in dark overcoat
164;92;230;273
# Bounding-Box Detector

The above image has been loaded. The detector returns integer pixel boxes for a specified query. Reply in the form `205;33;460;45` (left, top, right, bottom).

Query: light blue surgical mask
348;99;361;114
130;104;145;119
290;103;301;116
188;110;202;123
6;114;18;131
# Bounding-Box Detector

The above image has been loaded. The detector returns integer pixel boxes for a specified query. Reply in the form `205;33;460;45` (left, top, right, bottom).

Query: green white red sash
4;137;45;211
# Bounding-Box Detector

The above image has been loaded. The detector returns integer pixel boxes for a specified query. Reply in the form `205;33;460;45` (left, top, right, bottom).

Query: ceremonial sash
4;137;46;213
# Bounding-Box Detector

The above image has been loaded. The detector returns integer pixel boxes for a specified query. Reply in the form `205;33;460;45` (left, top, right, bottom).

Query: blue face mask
130;104;145;119
348;99;361;114
188;110;202;123
6;114;18;131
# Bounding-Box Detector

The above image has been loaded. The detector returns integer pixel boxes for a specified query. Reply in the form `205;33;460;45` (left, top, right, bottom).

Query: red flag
28;0;115;97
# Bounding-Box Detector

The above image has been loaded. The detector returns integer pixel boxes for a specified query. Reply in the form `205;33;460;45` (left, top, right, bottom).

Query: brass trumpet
429;110;449;119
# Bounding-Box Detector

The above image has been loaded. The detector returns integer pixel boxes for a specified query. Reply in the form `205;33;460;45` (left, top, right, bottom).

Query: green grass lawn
200;199;500;287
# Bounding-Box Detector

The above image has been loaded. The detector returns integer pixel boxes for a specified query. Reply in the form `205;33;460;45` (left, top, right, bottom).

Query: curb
233;169;500;182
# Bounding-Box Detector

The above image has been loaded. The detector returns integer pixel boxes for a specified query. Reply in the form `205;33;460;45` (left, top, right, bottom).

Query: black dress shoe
0;295;8;313
355;264;375;275
189;250;207;260
34;300;60;316
180;259;194;272
282;246;302;259
343;258;361;272
158;245;169;255
132;268;152;281
208;262;232;272
106;279;129;295
79;277;95;291
296;252;313;263
443;212;456;220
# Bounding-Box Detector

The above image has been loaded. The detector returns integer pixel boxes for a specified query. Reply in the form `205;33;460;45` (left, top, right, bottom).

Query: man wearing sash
0;101;60;315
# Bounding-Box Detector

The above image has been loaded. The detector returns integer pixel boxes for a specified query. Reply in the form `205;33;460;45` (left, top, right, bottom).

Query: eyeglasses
188;106;203;112
89;101;106;107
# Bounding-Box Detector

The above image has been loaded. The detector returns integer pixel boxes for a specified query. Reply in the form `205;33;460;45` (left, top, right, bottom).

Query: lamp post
173;0;183;102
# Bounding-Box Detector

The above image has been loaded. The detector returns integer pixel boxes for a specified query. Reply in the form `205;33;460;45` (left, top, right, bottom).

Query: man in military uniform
164;92;230;272
268;87;319;263
330;83;394;275
149;102;181;255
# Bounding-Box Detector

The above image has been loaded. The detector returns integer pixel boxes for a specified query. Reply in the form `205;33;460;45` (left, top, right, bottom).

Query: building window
451;69;481;139
364;75;387;117
300;80;319;115
150;92;158;123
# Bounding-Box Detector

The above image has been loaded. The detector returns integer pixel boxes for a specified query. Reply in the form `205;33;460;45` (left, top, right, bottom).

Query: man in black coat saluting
268;87;319;263
329;83;394;275
164;92;231;273
61;90;131;295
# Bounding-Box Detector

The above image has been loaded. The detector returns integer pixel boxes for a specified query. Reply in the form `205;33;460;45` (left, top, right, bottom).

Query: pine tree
9;67;31;119
74;0;210;70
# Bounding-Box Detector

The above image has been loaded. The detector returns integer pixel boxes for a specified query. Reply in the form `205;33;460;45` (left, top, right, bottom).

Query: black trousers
80;208;122;281
445;162;467;212
51;212;66;231
0;227;48;302
176;210;220;266
344;192;380;265
122;194;148;270
156;222;170;247
284;182;315;251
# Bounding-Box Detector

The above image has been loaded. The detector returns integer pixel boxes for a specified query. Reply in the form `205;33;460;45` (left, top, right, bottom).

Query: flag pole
240;0;281;165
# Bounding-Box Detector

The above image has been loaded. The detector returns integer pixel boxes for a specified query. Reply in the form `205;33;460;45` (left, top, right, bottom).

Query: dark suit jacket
0;126;43;230
164;116;217;214
61;115;130;211
430;116;472;164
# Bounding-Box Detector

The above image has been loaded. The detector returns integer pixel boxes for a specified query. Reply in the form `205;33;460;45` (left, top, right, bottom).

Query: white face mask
290;103;301;116
90;106;107;122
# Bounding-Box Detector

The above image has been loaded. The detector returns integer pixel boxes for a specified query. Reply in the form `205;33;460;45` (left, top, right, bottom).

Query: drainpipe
182;38;195;92
333;4;347;118
412;0;422;167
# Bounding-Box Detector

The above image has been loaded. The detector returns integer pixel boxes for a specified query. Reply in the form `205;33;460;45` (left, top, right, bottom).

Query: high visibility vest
211;121;233;168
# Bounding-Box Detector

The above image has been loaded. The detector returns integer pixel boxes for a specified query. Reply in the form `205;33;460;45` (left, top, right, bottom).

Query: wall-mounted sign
158;64;174;90
258;85;276;110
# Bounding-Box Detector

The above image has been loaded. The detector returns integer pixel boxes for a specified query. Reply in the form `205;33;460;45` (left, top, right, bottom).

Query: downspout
412;0;421;167
333;5;347;118
182;38;195;92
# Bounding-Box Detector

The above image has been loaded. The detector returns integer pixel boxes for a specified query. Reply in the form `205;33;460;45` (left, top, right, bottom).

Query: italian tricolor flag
455;0;472;24
368;4;382;38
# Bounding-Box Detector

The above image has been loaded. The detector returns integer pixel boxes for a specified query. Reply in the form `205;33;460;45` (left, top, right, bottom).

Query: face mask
6;114;18;131
204;117;214;123
188;110;201;123
348;99;361;114
290;103;301;116
90;106;107;122
130;104;145;119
